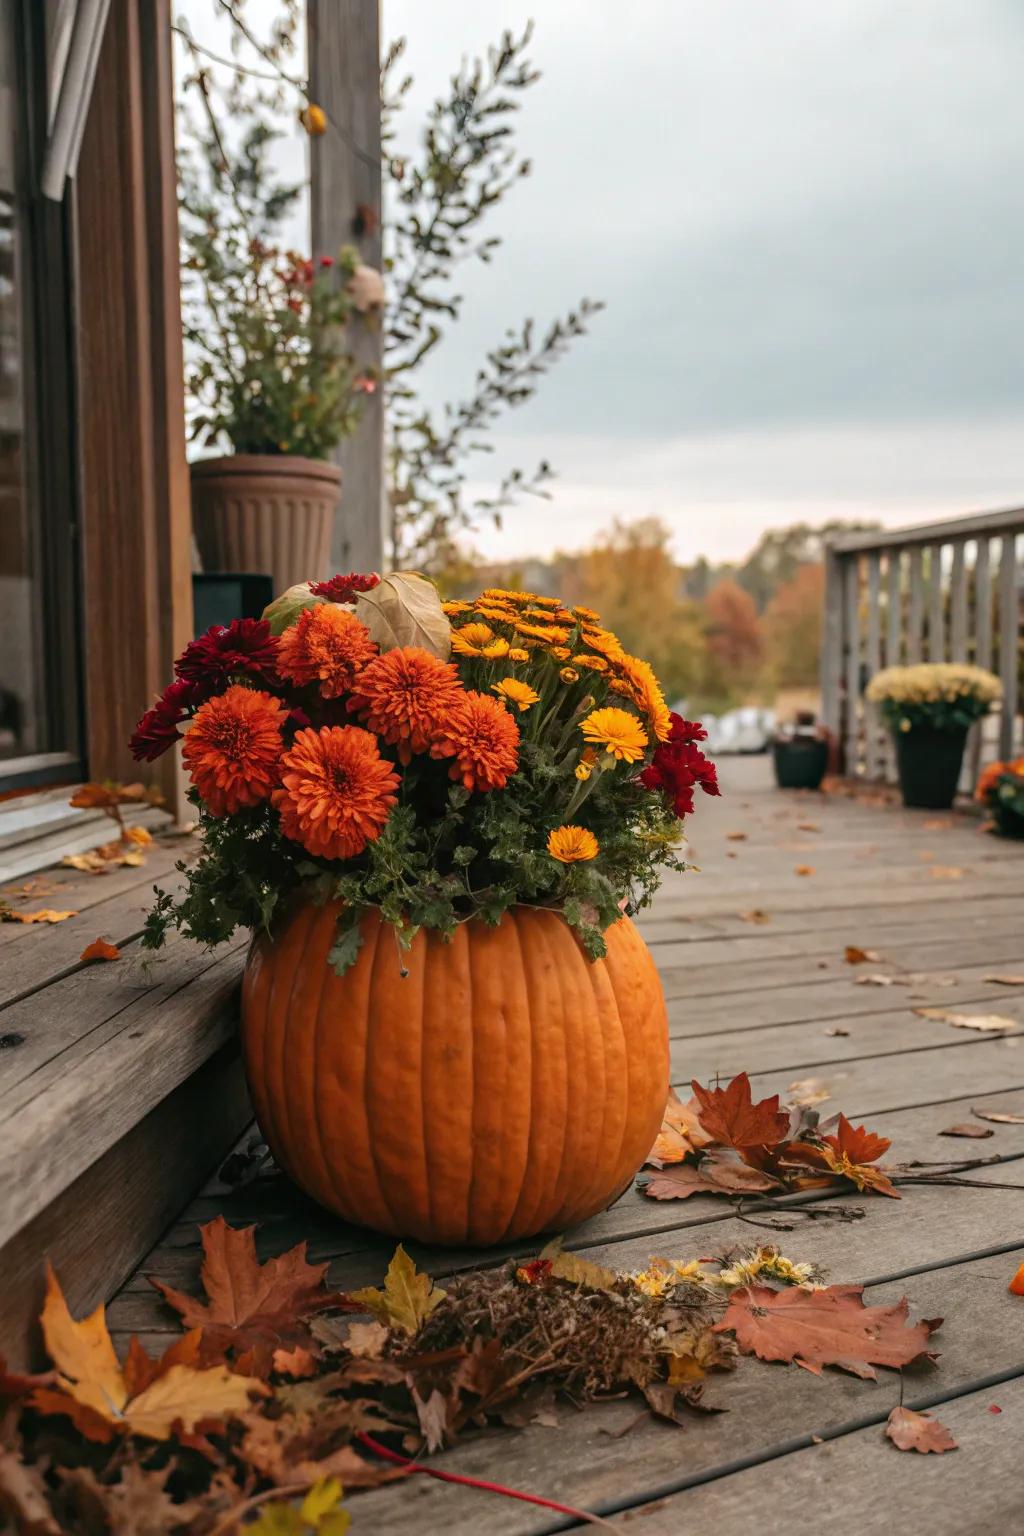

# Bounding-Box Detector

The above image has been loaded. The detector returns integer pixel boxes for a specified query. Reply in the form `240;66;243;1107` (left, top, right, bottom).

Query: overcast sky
381;0;1024;563
189;1;1024;565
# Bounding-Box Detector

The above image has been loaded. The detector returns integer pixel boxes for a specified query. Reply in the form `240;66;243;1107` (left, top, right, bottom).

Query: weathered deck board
103;759;1024;1529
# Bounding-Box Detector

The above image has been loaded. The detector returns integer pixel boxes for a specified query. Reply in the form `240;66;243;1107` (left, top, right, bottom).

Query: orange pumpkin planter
241;900;669;1246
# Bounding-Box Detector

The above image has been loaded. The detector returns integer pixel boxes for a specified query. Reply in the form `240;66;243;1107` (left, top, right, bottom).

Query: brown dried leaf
914;1007;1016;1032
985;974;1024;986
540;1239;619;1292
2;908;77;924
690;1073;791;1153
844;946;880;965
345;1321;389;1359
855;973;894;987
725;831;747;841
739;909;771;925
713;1283;939;1378
797;821;821;832
928;865;964;880
794;865;815;877
972;1107;1024;1125
355;571;451;658
885;1404;957;1453
641;1158;781;1201
939;1123;994;1139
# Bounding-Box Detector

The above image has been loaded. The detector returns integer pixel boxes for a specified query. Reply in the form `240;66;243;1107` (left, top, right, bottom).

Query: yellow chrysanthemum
491;678;540;712
516;621;571;645
619;654;672;742
580;626;625;662
574;745;598;781
573;653;610;674
442;600;471;615
524;594;562;610
451;623;511;659
581;706;648;763
560;667;580;684
549;645;572;661
508;647;530;663
482;588;537;605
454;623;493;646
473;603;517;624
547;824;599;863
572;605;600;623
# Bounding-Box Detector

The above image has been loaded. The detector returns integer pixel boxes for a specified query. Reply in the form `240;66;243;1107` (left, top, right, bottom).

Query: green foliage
382;26;603;569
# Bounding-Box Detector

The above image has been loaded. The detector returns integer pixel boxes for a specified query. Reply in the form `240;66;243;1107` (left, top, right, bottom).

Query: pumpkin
241;901;669;1246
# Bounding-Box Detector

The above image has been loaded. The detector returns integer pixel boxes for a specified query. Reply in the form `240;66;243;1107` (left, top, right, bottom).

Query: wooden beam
308;0;385;576
830;505;1024;554
73;0;191;808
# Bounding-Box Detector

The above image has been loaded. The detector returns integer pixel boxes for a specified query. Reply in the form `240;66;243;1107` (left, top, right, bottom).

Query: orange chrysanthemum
182;685;288;816
450;622;510;659
507;647;530;663
572;605;601;622
431;690;520;792
581;706;649;763
442;600;472;616
580;626;625;662
273;725;399;861
574;652;610;673
346;646;464;763
276;604;378;698
515;621;571;645
547;825;599;863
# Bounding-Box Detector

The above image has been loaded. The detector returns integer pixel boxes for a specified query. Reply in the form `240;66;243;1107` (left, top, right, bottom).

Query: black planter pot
992;799;1024;839
894;725;968;810
772;736;828;790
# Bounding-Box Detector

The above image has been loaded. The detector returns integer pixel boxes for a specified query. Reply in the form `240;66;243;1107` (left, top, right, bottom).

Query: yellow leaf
3;908;77;924
349;1245;446;1334
39;1264;127;1420
666;1352;706;1385
124;1362;262;1440
301;1478;344;1524
124;825;152;847
539;1238;618;1292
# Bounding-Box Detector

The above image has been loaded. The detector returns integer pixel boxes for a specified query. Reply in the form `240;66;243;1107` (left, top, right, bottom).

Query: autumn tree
557;519;705;703
700;579;765;703
764;563;824;689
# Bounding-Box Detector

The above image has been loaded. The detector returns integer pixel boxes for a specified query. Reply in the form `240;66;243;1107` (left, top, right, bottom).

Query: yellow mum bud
300;103;327;136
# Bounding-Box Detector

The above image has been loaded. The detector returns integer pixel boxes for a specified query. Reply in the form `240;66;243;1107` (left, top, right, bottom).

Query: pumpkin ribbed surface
241;901;669;1246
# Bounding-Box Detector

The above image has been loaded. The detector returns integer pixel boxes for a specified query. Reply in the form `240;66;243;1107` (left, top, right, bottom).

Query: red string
354;1431;613;1528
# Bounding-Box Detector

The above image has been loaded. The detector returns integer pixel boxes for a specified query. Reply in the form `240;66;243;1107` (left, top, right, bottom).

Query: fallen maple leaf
690;1073;791;1157
844;946;880;965
79;938;120;964
641;1159;781;1201
1009;1261;1024;1296
939;1123;994;1139
1;908;77;924
914;1007;1016;1032
928;865;963;880
794;865;815;876
786;1077;832;1107
539;1238;619;1293
885;1404;957;1453
32;1265;264;1441
349;1245;446;1333
972;1106;1024;1125
739;909;771;925
124;824;153;847
151;1216;352;1371
797;821;820;832
646;1088;715;1164
726;831;747;841
344;1321;389;1358
985;974;1024;986
713;1282;939;1378
786;1114;897;1198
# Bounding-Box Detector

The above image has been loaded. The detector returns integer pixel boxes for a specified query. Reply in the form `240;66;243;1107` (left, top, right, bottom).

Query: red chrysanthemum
182;685;288;815
276;604;378;698
174;618;280;690
346;646;464;763
308;571;381;602
273;725;400;861
130;678;198;762
431;690;520;792
640;714;719;819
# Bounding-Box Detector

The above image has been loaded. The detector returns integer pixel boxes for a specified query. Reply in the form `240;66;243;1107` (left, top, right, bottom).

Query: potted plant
865;663;1002;809
976;756;1024;837
180;125;382;593
772;711;829;790
130;576;719;1246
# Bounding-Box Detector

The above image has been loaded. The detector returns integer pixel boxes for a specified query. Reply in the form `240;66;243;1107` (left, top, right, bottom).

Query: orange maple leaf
785;1114;898;1198
713;1282;939;1378
30;1265;265;1441
150;1217;354;1374
79;938;120;964
690;1073;791;1162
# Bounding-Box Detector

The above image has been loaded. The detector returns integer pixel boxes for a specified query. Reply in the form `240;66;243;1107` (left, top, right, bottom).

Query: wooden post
865;552;881;779
74;0;191;810
949;540;967;661
969;537;992;789
843;557;861;777
927;542;944;660
308;0;384;577
906;547;924;662
884;550;902;782
821;546;843;745
998;534;1019;760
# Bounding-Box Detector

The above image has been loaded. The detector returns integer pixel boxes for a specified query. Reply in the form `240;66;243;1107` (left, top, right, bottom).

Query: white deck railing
821;508;1023;785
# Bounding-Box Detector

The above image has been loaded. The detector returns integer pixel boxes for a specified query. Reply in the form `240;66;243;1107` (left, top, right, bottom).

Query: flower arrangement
865;662;1002;733
976;756;1024;836
133;575;718;968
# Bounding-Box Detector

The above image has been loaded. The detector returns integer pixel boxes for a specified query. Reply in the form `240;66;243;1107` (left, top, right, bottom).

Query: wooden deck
45;760;1024;1527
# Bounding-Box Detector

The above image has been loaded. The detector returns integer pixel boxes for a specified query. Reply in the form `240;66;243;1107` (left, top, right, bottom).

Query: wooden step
0;835;251;1367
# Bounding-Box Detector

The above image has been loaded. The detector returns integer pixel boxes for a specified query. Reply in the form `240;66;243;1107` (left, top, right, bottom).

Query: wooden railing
821;508;1024;784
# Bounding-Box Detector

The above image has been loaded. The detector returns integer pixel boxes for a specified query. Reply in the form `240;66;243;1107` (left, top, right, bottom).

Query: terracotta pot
241;902;669;1246
191;454;341;595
